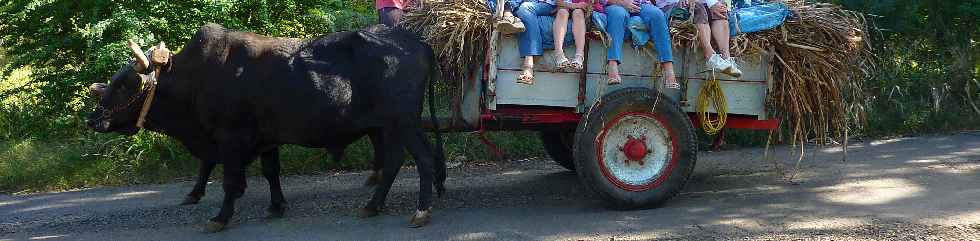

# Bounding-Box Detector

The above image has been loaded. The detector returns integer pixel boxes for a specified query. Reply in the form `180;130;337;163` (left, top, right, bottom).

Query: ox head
86;40;170;134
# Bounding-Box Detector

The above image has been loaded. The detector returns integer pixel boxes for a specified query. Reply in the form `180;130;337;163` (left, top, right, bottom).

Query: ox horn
128;39;149;72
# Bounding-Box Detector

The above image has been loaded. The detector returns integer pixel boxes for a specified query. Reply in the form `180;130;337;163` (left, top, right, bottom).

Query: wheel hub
621;137;649;165
597;112;676;191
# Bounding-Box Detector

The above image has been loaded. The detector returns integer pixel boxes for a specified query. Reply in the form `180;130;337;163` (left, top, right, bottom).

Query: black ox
86;24;446;232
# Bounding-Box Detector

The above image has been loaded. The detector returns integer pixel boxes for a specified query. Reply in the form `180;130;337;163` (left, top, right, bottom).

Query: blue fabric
732;0;768;8
628;16;649;46
514;1;557;57
603;4;673;63
729;2;791;36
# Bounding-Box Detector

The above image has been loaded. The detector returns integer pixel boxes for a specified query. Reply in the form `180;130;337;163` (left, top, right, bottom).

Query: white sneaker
706;54;731;73
724;57;743;78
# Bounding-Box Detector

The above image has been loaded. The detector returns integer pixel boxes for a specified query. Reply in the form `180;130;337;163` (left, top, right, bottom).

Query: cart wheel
540;131;576;171
573;87;697;209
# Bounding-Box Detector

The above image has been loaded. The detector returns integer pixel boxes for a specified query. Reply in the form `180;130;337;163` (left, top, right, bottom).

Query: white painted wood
495;70;581;107
490;35;771;119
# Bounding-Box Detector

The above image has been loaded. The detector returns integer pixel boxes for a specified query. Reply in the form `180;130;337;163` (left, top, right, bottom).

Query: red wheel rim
595;111;679;192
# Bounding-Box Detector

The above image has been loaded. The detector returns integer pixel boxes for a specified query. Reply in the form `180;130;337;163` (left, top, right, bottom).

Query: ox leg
364;132;384;186
433;138;447;197
182;160;216;205
403;128;436;228
261;147;287;219
205;139;254;233
359;130;405;218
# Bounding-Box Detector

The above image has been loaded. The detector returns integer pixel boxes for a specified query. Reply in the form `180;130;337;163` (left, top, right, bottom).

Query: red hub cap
621;137;648;165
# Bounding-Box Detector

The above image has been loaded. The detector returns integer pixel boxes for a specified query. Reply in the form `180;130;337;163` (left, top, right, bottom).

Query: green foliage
830;0;980;135
0;0;376;115
0;0;378;192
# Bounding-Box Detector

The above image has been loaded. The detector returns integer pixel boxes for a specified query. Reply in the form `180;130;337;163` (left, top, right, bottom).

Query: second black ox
86;23;445;232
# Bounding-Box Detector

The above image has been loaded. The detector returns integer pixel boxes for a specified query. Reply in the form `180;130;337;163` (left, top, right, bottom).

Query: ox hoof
264;205;287;219
204;221;226;233
363;171;382;186
358;207;381;218
408;209;432;228
180;195;201;205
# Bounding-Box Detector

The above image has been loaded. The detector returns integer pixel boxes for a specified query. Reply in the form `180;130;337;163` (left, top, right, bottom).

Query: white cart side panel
584;40;668;77
680;79;767;116
495;70;580;107
491;35;771;118
497;36;580;72
679;51;770;117
682;51;771;82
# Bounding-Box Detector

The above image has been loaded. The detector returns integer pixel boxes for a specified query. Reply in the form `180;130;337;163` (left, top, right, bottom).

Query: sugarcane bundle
401;0;494;112
671;0;872;144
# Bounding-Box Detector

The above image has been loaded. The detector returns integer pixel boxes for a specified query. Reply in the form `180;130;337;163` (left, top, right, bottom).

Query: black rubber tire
572;87;698;210
540;131;576;171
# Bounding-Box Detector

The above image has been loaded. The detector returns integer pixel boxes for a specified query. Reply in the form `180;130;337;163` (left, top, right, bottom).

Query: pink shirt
375;0;408;10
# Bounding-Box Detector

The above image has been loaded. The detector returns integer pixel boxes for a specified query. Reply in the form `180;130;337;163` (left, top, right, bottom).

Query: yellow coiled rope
697;71;727;135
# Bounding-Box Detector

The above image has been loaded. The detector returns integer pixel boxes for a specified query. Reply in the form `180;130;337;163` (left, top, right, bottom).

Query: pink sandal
517;64;535;85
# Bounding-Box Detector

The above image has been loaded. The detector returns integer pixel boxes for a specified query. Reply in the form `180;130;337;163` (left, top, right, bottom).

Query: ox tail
426;48;447;191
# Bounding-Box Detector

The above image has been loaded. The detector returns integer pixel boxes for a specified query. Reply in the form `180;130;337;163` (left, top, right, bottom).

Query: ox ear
128;39;150;72
150;41;171;66
89;83;107;97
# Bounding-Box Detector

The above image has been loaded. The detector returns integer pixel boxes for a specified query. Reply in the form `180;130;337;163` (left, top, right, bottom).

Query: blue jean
605;4;673;63
514;2;556;57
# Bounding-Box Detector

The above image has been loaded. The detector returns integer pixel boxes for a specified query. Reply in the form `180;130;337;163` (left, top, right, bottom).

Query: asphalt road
2;133;979;241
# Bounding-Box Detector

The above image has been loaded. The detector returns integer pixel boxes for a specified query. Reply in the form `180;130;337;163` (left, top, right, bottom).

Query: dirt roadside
2;133;979;241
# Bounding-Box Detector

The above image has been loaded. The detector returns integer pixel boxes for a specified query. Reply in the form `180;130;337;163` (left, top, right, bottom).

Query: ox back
155;24;432;149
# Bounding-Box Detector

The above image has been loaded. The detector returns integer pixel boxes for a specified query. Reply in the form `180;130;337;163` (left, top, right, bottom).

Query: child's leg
553;8;570;55
571;9;587;57
692;3;715;59
604;5;628;84
710;19;731;59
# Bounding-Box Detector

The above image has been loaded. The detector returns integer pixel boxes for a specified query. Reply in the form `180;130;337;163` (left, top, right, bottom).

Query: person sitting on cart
377;0;412;26
551;0;594;72
602;0;679;88
692;0;742;77
512;0;560;85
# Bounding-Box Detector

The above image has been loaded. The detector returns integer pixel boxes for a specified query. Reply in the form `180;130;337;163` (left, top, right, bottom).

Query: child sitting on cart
602;0;679;88
551;0;594;73
692;0;742;77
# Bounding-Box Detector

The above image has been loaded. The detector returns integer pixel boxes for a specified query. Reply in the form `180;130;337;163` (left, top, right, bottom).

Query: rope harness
135;67;159;128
